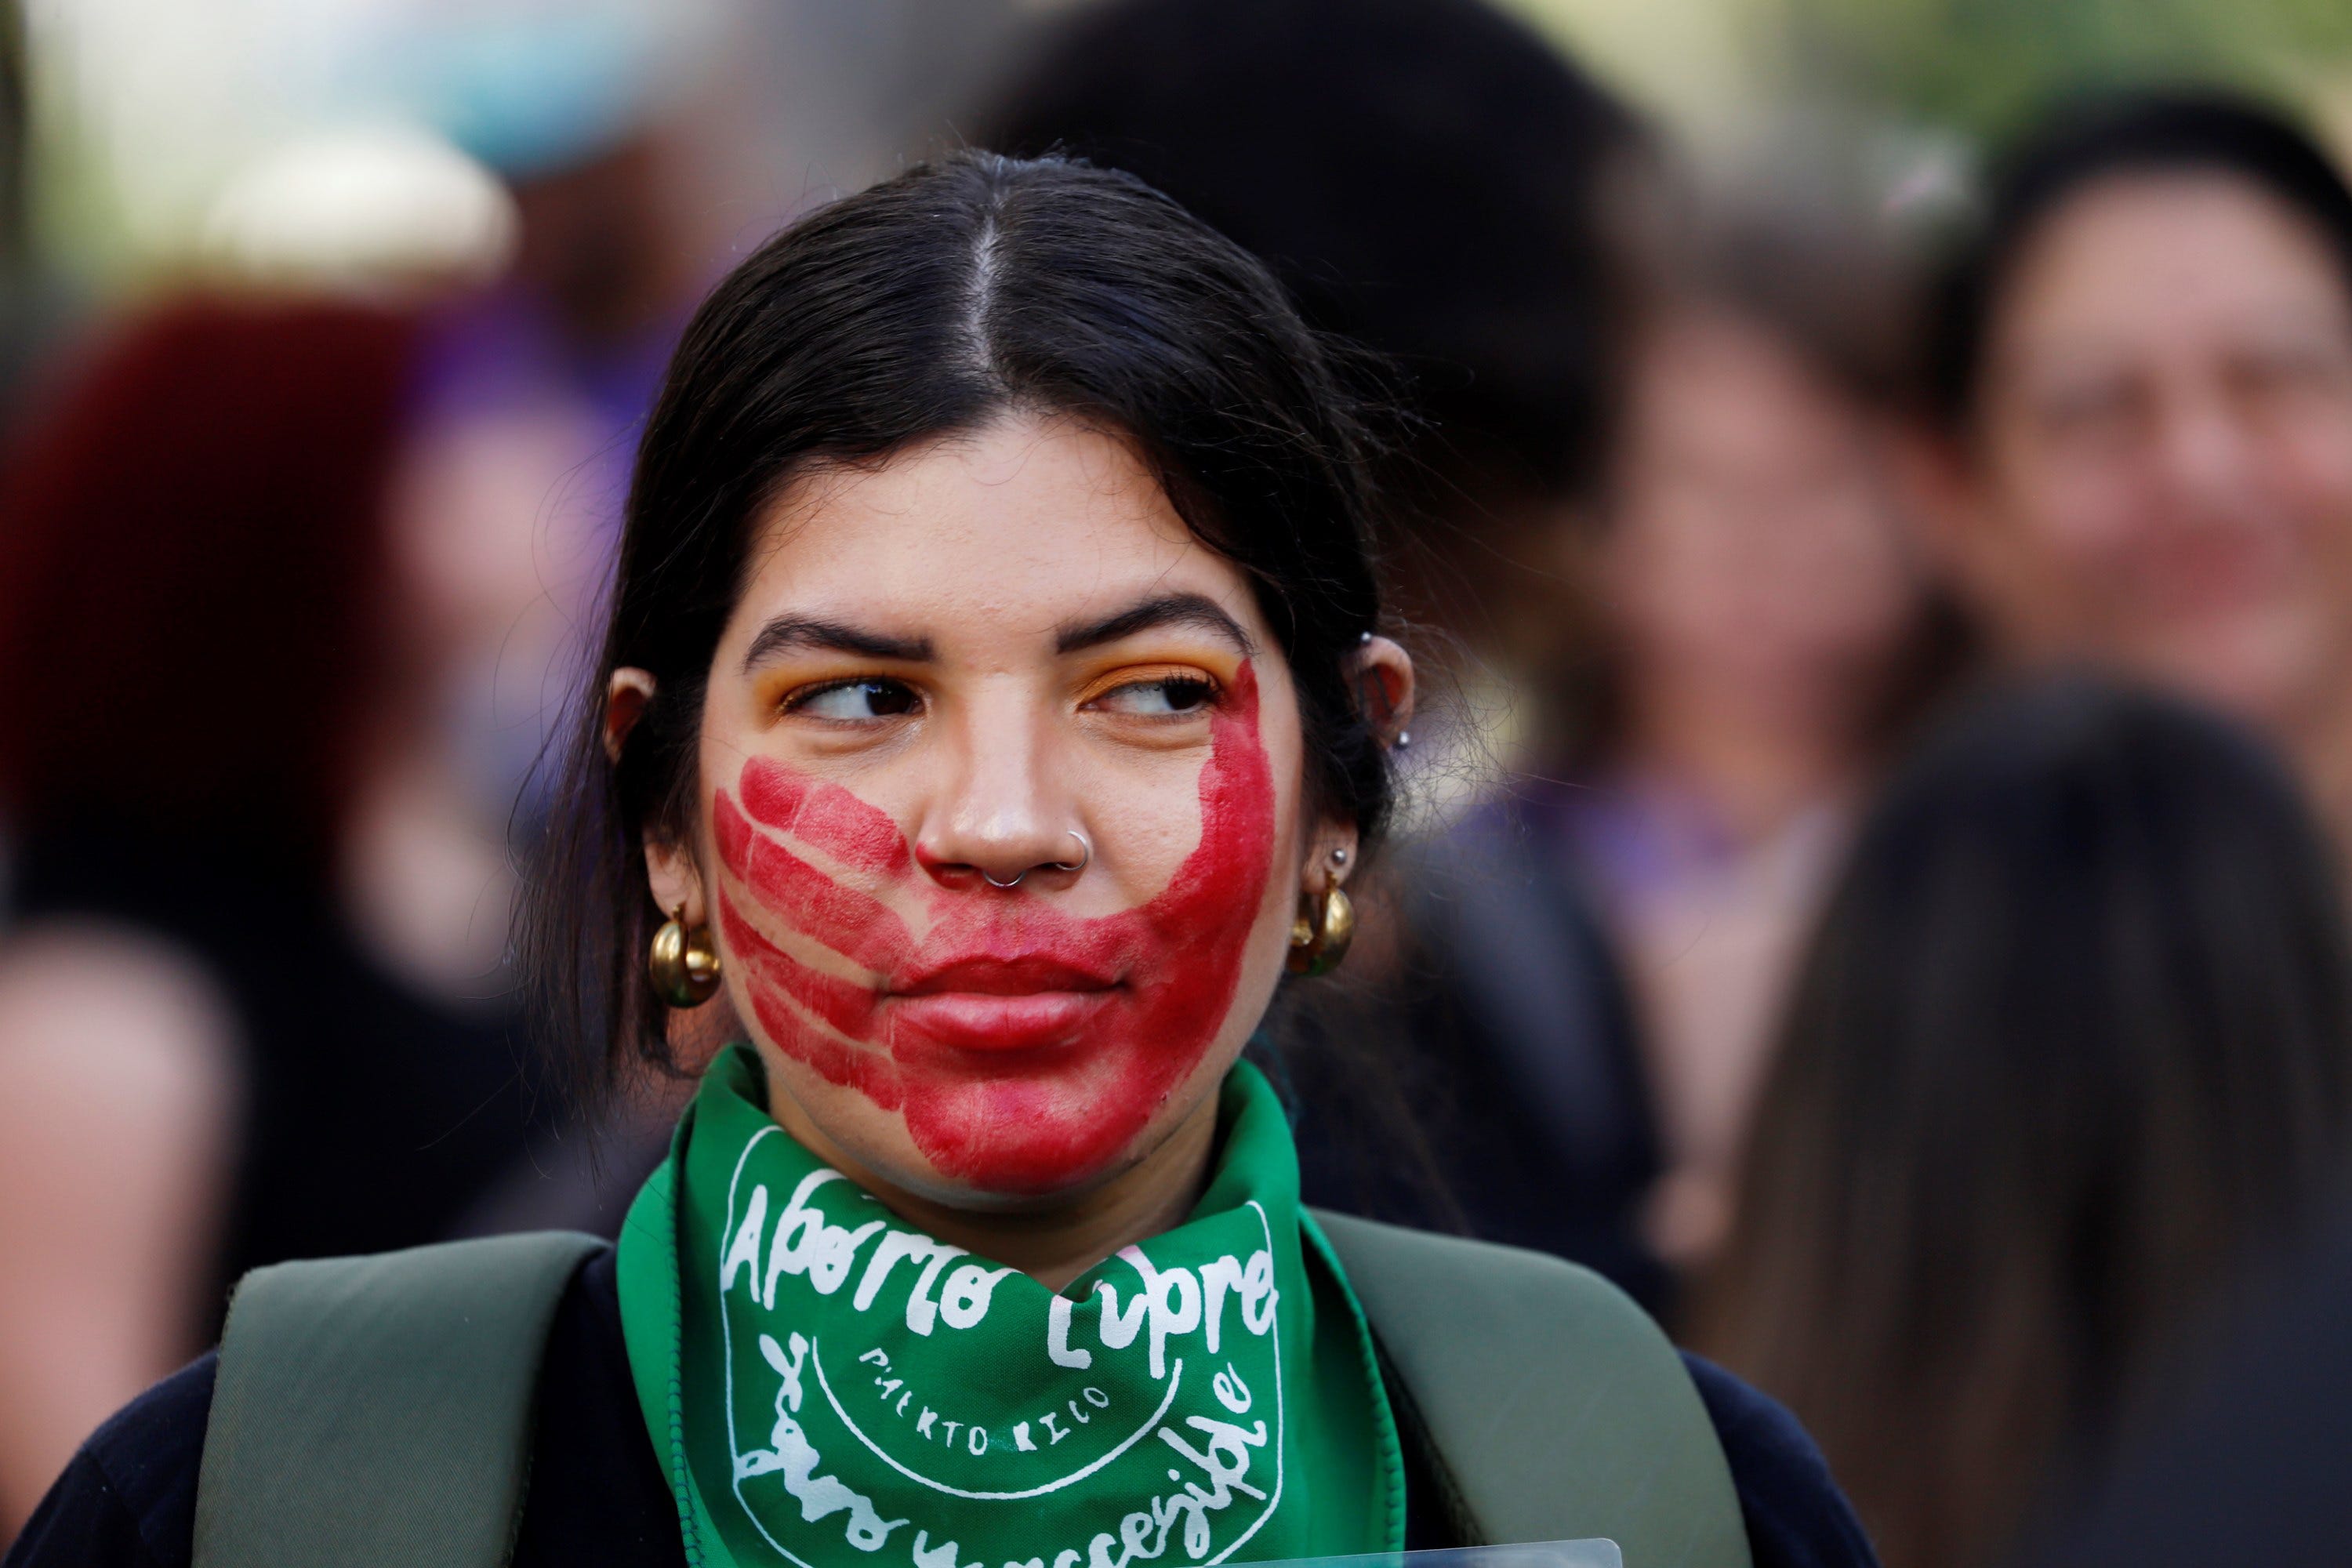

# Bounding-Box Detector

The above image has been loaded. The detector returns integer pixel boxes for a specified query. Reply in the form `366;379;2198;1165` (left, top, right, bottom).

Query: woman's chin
820;1075;1200;1213
894;1066;1166;1198
819;1111;1155;1214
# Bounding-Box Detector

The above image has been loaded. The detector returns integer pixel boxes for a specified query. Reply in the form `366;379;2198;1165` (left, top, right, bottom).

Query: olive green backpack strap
192;1230;605;1568
1310;1209;1753;1568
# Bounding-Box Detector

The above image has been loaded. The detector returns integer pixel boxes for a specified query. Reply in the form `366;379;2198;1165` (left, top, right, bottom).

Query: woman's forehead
1998;172;2351;350
731;417;1270;655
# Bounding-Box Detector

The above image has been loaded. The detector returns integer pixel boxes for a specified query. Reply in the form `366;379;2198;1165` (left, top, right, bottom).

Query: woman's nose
2152;386;2261;513
913;712;1087;891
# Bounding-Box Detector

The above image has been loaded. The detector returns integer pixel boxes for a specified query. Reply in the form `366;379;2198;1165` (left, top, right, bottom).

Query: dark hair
1664;189;1919;408
1697;676;2352;1568
0;296;416;860
524;151;1396;1102
978;0;1645;523
1929;88;2352;429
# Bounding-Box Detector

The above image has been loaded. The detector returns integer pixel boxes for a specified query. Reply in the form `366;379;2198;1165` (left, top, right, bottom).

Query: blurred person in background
372;13;739;839
1538;203;1952;1275
0;297;565;1530
979;0;1647;681
1696;677;2352;1568
1913;89;2352;842
1305;194;1950;1310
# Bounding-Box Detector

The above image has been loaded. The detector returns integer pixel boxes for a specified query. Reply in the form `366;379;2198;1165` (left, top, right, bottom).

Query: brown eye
790;677;921;720
1094;674;1218;716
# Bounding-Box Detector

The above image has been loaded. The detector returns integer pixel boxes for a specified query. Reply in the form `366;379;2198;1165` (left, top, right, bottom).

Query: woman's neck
764;1085;1224;1293
1614;663;1865;844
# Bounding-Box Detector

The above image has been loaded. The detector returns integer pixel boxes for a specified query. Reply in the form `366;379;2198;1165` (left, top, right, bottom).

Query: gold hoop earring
649;905;723;1008
1285;883;1356;978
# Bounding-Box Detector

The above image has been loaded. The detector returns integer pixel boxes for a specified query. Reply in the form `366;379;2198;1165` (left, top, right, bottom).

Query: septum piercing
982;830;1091;890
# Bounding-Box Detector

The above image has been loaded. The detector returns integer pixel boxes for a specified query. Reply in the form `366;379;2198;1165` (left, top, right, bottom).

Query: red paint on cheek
711;663;1277;1193
712;791;913;975
715;888;887;1044
718;888;906;1112
738;760;913;878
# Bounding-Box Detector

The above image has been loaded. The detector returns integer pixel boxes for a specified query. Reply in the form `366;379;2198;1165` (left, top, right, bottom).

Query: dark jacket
1292;791;1671;1311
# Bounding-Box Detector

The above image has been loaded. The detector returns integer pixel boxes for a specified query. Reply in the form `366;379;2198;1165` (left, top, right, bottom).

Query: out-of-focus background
8;2;2352;1565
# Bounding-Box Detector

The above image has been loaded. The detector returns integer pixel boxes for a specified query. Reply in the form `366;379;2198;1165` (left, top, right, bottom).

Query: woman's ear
1305;632;1406;897
606;667;656;764
644;835;706;930
1349;635;1415;750
611;666;708;927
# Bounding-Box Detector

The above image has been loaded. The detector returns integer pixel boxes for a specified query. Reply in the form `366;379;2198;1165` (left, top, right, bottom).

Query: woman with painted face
7;154;1871;1568
1913;89;2352;842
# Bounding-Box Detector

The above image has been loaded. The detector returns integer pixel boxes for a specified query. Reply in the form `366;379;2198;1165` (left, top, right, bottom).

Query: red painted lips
886;954;1120;1054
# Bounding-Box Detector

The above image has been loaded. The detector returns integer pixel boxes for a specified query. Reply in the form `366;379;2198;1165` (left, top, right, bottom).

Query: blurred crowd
6;0;2352;1564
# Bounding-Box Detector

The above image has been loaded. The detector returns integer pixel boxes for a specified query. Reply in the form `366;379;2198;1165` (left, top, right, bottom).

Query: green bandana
616;1044;1405;1568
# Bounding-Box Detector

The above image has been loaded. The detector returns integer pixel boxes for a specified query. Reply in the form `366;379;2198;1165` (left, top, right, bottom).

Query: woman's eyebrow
1054;593;1259;657
742;615;933;671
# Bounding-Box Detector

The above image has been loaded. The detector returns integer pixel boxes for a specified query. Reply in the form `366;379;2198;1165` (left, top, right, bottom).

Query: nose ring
981;831;1091;890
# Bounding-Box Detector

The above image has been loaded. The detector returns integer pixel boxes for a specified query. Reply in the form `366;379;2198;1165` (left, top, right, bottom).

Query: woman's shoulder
1678;1352;1880;1568
3;1352;214;1567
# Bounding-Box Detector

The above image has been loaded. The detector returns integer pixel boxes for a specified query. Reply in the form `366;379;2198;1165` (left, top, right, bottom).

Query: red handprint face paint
712;663;1276;1192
